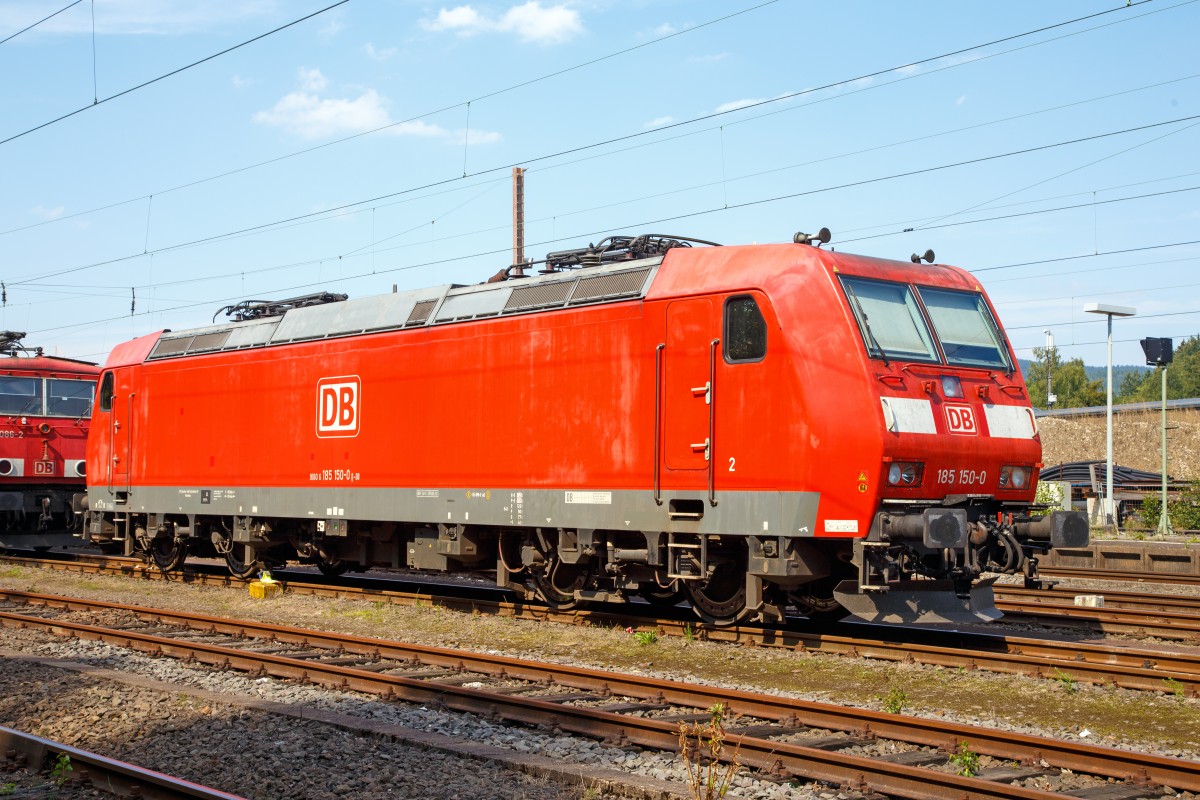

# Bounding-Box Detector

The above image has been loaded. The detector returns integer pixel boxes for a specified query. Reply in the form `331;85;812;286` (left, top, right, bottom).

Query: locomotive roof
1;353;101;377
144;255;664;362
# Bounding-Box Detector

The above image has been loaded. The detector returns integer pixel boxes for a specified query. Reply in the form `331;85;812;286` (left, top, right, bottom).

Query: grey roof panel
269;288;451;343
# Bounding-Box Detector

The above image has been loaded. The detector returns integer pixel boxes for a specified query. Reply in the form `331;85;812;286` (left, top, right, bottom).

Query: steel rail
1038;566;1200;587
0;725;247;800
1;590;1198;796
3;554;1200;695
996;585;1200;614
995;597;1200;640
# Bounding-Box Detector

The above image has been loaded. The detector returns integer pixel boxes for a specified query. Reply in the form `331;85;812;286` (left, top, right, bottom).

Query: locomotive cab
817;256;1089;622
0;331;99;547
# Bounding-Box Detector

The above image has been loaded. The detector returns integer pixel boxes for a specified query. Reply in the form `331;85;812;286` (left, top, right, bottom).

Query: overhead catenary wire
1011;333;1199;354
14;180;1199;306
0;0;350;147
11;112;1199;290
0;0;781;239
9;3;1197;351
16;62;1189;280
0;0;1177;247
0;0;82;46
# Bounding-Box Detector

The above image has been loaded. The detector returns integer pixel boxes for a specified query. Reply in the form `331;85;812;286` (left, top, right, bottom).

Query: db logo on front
944;403;977;436
317;376;360;438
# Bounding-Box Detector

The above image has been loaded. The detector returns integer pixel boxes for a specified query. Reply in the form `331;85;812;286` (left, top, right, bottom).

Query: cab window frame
723;294;768;364
98;372;115;412
0;376;44;416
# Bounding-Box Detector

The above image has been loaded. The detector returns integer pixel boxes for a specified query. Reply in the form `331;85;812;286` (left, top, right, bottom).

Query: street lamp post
1083;303;1136;529
1043;329;1056;406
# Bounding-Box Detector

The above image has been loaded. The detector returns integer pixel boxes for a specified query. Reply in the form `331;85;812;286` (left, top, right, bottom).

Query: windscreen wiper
845;284;889;367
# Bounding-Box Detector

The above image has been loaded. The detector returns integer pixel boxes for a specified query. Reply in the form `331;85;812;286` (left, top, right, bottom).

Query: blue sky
1;0;1197;368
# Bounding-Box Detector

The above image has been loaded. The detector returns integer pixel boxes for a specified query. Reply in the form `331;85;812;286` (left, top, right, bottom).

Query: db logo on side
944;403;977;436
317;376;360;438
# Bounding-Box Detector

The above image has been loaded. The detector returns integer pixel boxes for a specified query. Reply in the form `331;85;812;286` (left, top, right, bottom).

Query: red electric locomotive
1;332;99;547
81;233;1086;624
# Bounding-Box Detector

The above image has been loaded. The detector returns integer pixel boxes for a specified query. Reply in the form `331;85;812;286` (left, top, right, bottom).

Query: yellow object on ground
248;580;281;599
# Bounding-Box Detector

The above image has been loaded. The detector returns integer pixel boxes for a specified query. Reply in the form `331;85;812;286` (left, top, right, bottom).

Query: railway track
0;588;1196;800
0;724;246;799
996;586;1200;640
1038;566;1200;588
2;551;1199;697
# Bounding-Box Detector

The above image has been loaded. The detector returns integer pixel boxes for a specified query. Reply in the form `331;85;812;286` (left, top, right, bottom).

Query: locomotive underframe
82;486;1086;624
0;485;85;548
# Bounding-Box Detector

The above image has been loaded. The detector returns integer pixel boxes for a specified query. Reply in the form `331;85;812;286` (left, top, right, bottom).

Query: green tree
1026;346;1104;409
1115;336;1200;403
1117;369;1146;402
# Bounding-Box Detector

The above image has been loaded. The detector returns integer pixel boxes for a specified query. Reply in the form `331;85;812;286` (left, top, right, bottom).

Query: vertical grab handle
107;405;115;496
708;338;719;507
124;392;135;497
653;343;665;506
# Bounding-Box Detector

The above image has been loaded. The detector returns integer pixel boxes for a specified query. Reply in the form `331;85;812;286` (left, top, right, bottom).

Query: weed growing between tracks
948;742;980;777
879;687;908;714
677;703;741;800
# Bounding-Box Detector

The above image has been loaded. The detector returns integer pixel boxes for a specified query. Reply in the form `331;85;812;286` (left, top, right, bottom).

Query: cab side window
98;372;115;412
0;377;42;415
724;295;767;363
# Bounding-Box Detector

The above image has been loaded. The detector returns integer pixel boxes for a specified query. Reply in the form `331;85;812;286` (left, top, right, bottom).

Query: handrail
708;338;719;507
653;343;665;506
124;391;135;498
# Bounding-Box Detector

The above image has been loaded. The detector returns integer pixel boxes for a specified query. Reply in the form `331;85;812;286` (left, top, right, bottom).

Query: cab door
106;369;136;501
664;299;714;473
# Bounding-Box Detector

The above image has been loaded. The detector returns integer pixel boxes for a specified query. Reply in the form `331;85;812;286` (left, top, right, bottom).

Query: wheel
638;581;686;608
684;558;750;625
527;532;593;611
531;557;592;610
223;542;261;579
787;589;844;620
150;535;188;572
316;554;350;576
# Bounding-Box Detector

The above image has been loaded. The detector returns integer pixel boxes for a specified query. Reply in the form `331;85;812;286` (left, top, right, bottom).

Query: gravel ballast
0;564;1197;798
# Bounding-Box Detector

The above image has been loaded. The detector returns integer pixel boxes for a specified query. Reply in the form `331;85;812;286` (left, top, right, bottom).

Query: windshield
47;378;94;417
841;277;939;363
840;276;1013;370
918;287;1012;370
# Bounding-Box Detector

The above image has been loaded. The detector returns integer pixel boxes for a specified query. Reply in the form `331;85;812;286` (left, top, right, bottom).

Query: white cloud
364;42;398;61
231;75;253;89
644;116;673;128
254;88;393;139
422;2;583;45
653;22;677;36
426;5;485;33
254;71;500;144
297;67;328;92
31;205;64;220
317;16;344;38
715;98;764;114
956;94;967;106
456;128;503;145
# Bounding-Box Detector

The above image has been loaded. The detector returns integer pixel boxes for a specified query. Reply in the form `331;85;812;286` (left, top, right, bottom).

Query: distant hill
1015;358;1148;387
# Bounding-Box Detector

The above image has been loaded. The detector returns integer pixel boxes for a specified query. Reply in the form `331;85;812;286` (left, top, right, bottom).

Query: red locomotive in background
0;332;99;547
81;232;1087;624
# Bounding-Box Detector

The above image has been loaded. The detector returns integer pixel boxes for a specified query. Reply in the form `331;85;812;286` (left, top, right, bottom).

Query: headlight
886;461;924;487
999;466;1031;489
